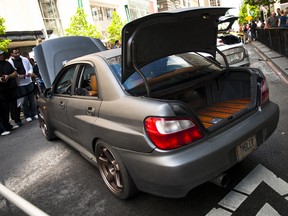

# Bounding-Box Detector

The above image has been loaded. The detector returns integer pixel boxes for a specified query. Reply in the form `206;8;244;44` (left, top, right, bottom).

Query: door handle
87;107;95;116
59;101;65;109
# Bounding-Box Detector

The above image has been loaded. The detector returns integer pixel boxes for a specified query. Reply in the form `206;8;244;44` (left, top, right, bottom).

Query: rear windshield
108;52;223;95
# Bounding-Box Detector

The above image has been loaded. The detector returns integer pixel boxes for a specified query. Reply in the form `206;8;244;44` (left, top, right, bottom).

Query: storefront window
91;6;114;21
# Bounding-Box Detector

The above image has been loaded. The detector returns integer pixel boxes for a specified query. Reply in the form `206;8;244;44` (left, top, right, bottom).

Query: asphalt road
0;43;288;216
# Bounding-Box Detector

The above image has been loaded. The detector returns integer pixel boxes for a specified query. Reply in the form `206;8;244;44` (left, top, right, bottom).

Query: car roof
67;48;121;64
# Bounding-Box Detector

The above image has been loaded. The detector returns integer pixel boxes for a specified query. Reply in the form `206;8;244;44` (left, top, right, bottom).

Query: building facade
0;0;157;52
157;0;201;12
4;0;275;52
209;0;220;6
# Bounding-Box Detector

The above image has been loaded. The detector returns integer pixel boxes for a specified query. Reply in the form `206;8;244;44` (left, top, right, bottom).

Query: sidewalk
250;41;288;79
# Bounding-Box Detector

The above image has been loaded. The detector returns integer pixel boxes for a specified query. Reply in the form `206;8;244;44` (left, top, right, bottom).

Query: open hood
121;7;230;83
34;36;107;88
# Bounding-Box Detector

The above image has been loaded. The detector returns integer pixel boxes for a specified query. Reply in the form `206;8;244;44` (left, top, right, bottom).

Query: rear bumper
117;102;279;198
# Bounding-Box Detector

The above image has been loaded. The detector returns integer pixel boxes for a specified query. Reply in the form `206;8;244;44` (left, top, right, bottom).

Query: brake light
260;78;269;105
145;117;203;150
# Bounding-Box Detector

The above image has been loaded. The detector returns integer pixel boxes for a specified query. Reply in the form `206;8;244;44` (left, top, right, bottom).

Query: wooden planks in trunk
197;99;251;128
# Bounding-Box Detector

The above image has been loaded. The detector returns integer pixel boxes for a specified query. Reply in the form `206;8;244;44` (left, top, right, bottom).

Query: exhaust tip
210;173;230;188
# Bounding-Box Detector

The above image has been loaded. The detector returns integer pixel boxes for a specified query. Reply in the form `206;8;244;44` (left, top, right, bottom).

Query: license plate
236;136;257;161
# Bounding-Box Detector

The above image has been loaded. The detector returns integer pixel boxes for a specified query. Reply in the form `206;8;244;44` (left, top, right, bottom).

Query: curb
250;42;288;80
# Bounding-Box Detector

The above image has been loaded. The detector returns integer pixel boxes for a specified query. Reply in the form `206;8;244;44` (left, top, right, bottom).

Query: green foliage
239;4;259;25
249;5;259;20
244;0;277;5
239;4;248;25
0;17;11;52
107;12;126;43
65;8;101;39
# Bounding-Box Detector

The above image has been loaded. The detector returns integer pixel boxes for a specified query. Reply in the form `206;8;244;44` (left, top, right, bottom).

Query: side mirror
43;88;53;98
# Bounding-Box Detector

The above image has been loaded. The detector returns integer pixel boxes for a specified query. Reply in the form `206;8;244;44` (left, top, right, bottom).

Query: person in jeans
8;48;38;123
0;50;19;135
249;20;257;41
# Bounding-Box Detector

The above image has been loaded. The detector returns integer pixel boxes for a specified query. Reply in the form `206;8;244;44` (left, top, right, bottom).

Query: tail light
217;39;223;46
145;117;203;150
260;78;269;105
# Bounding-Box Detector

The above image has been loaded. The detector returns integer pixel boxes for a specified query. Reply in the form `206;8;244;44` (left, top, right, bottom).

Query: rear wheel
38;110;56;141
96;141;138;199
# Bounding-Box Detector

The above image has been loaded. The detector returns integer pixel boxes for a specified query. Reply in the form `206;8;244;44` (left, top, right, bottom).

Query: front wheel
38;109;56;141
96;141;138;199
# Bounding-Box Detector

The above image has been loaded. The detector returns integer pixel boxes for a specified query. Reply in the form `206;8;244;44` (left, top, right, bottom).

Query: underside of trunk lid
121;7;230;83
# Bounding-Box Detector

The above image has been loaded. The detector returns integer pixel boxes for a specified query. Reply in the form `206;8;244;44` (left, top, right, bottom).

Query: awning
1;30;53;48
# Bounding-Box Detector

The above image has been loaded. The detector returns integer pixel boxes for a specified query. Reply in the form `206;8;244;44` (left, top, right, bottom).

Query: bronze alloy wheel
37;109;55;141
96;141;138;199
97;145;123;194
38;112;48;137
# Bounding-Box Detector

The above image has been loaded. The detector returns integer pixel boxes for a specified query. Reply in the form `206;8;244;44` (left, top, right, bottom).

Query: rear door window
73;64;98;97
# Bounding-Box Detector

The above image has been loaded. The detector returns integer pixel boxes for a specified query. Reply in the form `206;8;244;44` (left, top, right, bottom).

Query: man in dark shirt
249;20;257;41
0;50;19;135
266;12;278;28
9;48;37;123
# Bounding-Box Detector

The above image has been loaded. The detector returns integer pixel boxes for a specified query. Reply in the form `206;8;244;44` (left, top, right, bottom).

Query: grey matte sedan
35;7;279;199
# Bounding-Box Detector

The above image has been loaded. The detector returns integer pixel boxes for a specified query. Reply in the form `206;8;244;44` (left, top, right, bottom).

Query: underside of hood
34;36;107;88
121;7;230;83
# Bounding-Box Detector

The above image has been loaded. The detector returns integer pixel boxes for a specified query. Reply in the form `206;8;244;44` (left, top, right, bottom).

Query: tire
38;110;56;141
96;141;138;199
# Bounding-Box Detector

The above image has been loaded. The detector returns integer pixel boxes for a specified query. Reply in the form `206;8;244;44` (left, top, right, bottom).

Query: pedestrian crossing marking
206;164;288;215
256;203;280;216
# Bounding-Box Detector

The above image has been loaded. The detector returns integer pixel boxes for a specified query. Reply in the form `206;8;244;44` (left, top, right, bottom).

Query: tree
107;12;126;44
239;4;248;25
65;8;101;38
244;0;277;6
0;17;11;52
239;4;259;24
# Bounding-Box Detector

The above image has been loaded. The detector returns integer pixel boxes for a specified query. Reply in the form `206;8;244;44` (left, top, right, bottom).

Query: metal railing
0;183;49;216
256;28;288;57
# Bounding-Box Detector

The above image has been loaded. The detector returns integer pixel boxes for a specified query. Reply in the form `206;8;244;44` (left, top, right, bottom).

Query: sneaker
12;125;19;130
33;115;38;120
26;117;32;122
1;131;11;136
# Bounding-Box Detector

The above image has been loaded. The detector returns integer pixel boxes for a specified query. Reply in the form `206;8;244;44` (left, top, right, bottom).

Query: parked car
35;7;279;199
216;15;250;67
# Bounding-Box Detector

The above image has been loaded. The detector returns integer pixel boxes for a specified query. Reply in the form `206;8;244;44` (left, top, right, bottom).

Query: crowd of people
265;7;288;28
105;39;122;49
0;38;118;136
0;48;40;136
239;7;288;44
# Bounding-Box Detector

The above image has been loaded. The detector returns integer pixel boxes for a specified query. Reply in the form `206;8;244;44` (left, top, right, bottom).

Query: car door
66;63;102;152
48;65;77;136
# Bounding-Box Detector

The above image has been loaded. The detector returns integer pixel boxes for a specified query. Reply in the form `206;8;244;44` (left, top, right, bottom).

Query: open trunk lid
121;7;230;83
